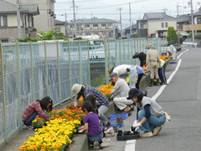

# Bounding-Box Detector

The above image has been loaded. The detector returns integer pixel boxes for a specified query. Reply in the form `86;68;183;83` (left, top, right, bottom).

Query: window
93;24;98;27
101;23;106;27
161;22;164;28
197;17;201;24
0;15;7;27
85;24;90;28
165;22;168;28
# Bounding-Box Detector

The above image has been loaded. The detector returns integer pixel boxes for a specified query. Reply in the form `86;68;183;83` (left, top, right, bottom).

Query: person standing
146;44;160;86
158;59;167;85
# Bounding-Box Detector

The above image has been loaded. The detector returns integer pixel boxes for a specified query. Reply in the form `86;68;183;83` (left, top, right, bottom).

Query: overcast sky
55;0;201;27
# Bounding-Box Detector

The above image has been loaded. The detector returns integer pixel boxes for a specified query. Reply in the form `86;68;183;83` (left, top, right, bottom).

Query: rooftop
177;14;191;23
0;1;39;15
143;12;175;21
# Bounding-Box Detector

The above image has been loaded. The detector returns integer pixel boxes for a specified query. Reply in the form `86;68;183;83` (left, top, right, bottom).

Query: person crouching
22;96;53;127
127;88;170;138
79;100;103;149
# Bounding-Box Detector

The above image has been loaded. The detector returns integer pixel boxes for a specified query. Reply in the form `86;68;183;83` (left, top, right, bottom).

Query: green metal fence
0;38;167;144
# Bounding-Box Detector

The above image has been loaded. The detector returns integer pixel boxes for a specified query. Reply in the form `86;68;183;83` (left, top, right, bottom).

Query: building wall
66;22;116;38
0;27;18;41
147;20;176;36
7;0;55;32
7;14;17;27
33;0;55;32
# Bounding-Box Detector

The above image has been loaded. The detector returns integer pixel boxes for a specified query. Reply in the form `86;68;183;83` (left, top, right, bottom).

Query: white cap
71;83;83;95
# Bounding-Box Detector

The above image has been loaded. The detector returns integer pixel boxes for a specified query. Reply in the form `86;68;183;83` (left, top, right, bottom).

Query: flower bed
19;107;85;151
19;84;113;151
97;83;113;97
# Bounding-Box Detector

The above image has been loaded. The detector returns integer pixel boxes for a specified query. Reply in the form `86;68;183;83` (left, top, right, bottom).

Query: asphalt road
136;48;201;151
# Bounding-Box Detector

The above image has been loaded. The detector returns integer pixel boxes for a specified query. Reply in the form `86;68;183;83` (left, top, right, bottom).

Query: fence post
87;41;91;85
29;42;34;100
15;42;21;130
119;39;122;64
115;40;118;65
78;41;83;83
0;44;6;144
104;40;109;83
68;42;72;96
56;41;62;100
44;41;49;96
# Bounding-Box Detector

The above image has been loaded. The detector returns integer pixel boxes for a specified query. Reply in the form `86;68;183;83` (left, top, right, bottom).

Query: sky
55;0;201;27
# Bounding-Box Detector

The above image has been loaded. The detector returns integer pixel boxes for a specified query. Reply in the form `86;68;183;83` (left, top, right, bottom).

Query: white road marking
152;59;181;101
124;49;190;151
125;140;136;151
177;49;189;59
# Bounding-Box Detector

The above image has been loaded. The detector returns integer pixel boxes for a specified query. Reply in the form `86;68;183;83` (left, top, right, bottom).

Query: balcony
183;24;201;31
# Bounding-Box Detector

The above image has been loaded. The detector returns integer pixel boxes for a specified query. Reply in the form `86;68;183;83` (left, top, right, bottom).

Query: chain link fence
0;38;167;144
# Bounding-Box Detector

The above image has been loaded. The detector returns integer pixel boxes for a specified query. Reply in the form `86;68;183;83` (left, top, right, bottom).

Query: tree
167;27;178;45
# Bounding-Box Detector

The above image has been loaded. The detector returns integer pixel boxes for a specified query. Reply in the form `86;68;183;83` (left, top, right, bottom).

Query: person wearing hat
71;83;109;126
127;88;170;137
110;72;133;112
146;44;160;86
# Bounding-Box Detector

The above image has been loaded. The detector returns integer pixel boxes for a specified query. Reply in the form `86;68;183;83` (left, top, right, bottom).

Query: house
0;0;39;42
181;8;201;33
7;0;55;32
177;14;191;31
55;17;118;38
137;12;176;38
124;24;137;38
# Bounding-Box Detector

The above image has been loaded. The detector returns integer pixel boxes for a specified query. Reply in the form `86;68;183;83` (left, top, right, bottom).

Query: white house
6;0;55;32
137;12;176;38
0;0;39;42
55;17;118;38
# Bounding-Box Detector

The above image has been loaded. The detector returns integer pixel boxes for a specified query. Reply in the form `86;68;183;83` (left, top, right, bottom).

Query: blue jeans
23;112;38;126
137;109;166;132
98;105;109;125
158;67;167;83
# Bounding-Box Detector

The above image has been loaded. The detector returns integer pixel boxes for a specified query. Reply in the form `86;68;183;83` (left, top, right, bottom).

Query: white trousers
113;97;133;110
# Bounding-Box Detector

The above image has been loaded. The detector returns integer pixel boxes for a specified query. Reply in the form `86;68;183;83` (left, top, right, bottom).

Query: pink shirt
22;100;49;121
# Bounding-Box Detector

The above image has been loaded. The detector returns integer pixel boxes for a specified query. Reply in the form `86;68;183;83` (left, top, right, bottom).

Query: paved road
136;48;201;151
3;48;201;151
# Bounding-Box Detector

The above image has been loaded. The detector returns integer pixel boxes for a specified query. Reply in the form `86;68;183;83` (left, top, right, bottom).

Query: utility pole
129;2;132;38
162;8;168;14
190;0;195;42
119;8;122;38
16;0;21;39
177;4;181;45
72;0;77;37
64;12;68;37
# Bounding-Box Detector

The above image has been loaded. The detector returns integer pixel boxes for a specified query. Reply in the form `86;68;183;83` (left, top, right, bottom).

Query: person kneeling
22;96;53;127
127;88;170;138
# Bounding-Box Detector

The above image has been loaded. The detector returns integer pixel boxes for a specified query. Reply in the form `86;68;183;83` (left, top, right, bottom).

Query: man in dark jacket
132;52;146;67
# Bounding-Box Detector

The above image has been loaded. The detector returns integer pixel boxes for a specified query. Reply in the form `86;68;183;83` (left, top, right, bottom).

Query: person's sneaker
153;126;162;136
164;112;171;122
140;131;153;138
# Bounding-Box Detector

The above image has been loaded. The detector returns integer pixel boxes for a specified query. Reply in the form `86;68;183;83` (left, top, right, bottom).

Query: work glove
132;121;141;128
